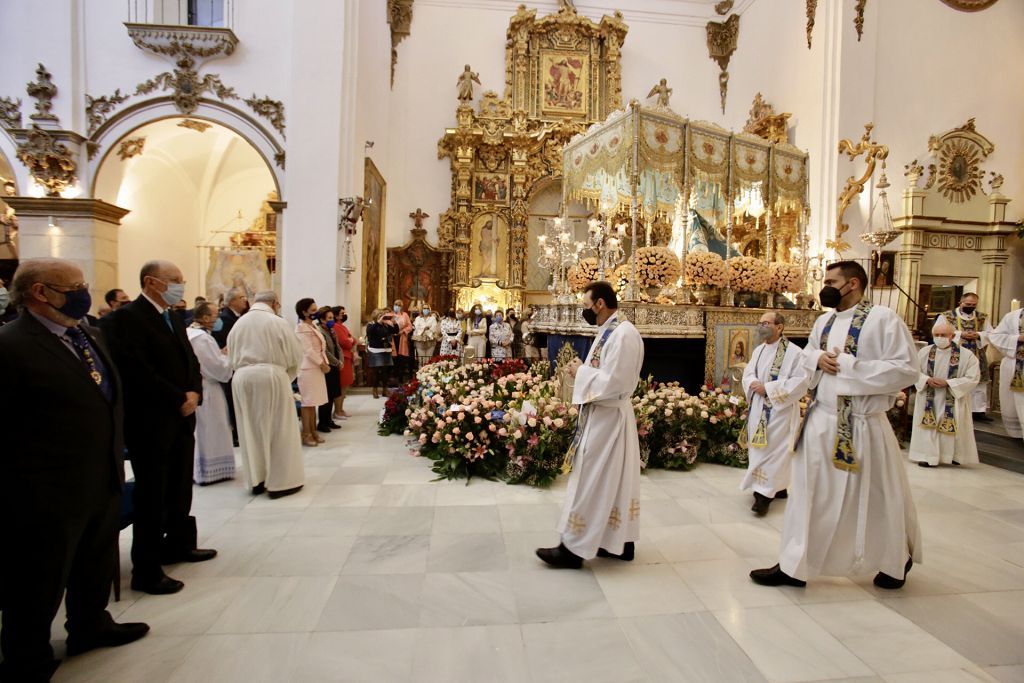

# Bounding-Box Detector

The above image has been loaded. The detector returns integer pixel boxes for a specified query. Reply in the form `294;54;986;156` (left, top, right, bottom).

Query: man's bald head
139;260;182;288
11;257;87;326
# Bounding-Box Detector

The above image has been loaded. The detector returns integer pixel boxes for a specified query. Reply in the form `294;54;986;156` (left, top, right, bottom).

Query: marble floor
50;395;1024;683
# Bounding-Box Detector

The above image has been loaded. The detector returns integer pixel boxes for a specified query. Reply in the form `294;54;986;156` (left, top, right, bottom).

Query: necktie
65;326;113;401
162;309;173;331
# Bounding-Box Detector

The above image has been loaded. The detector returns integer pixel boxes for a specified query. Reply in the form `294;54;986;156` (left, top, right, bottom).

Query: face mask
160;281;186;307
393;305;401;313
473;309;481;316
494;315;503;324
422;309;430;315
934;337;952;349
961;306;976;315
456;314;464;320
818;285;843;309
326;319;336;329
0;287;9;310
582;308;598;326
309;311;320;320
340;314;348;323
51;287;93;321
755;326;772;342
212;317;224;332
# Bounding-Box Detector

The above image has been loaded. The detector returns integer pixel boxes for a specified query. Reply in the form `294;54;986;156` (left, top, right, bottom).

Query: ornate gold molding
123;23;238;62
85;89;130;136
177;118;212;133
743;93;790;144
706;14;739;114
135;56;237;116
854;0;867;41
0;97;21;129
805;0;817;49
939;0;1000;10
16;127;77;197
243;95;286;138
117;136;145;161
925;118;994;204
387;0;414;88
26;63;58;123
833;123;888;255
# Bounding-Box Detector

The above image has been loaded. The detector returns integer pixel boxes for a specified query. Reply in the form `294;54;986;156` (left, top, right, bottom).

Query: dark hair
195;296;207;304
961;292;979;300
584;280;618;309
330;306;342;318
826;261;869;292
295;297;315;319
194;302;216;319
104;288;124;305
446;309;456;318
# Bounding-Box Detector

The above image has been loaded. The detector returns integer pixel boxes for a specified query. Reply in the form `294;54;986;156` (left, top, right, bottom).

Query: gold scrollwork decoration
387;0;414;87
243;95;286;138
927;118;994;204
854;0;867;41
16;126;77;197
135;55;238;116
938;0;1000;10
832;123;888;255
0;97;22;129
117;136;146;161
706;14;739;114
805;0;818;49
26;63;58;123
177;118;212;133
85;89;130;136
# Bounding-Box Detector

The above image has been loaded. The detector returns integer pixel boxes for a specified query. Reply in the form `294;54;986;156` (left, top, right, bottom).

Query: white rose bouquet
727;256;770;292
684;251;727;287
768;262;804;293
633;246;681;287
567;257;601;292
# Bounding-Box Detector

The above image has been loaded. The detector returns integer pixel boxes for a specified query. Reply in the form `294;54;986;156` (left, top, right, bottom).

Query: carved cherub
457;65;481;102
647;78;672;108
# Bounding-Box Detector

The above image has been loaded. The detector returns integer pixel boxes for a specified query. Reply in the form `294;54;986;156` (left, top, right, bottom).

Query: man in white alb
989;305;1024;443
908;320;980;468
227;290;306;499
751;261;922;590
536;281;644;568
933;292;992;422
741;312;809;516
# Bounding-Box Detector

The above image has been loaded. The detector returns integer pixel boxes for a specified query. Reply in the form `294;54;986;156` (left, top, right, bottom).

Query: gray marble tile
316;574;424;631
208;576;337;633
619;613;767;682
52;635;198;683
167;633;309;683
419;572;519;626
116;578;247;635
253;535;356;576
359;506;435;535
342;535;430;574
412;625;529;683
433;505;502;534
510;568;613;623
293;630;417;682
288;506;370;537
427;532;509;572
522;620;646;683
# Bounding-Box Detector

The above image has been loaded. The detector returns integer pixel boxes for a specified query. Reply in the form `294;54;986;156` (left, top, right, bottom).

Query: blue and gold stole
819;300;873;473
920;343;960;434
561;317;622;474
1013;312;1024;392
746;338;790;448
943;310;986;363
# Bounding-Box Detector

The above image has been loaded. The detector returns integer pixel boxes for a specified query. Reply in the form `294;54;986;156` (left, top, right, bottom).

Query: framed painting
871;251;896;288
473;173;510;205
540;50;589;116
362;157;386;323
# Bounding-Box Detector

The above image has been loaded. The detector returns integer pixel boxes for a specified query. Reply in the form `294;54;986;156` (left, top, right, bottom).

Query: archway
93;117;277;303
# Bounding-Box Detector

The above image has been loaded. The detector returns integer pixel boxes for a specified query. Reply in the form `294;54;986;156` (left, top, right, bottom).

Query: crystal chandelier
537;217;584;304
585;216;627;274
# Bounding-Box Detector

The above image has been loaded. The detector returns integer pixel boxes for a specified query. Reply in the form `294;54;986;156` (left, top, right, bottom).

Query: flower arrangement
684;251;728;287
727;255;770;292
697;386;749;468
378;380;417;436
631;382;705;470
568;257;601;292
633;246;681;287
768;262;804;293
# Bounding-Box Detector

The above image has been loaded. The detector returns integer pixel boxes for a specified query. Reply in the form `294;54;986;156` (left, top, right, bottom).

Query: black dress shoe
951;461;961;466
252;482;266;495
774;489;788;499
66;622;151;656
535;543;583;569
179;548;217;563
597;542;635;561
130;575;184;595
751;492;771;516
973;412;993;423
268;485;304;499
874;558;913;590
316;425;332;434
917;461;933;468
749;564;806;587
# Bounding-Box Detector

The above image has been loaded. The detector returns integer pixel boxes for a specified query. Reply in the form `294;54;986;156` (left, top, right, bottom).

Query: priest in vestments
989;306;1024;443
908;321;980;467
932;292;992;421
227;290;306;498
537;281;644;568
751;261;921;590
740;312;809;516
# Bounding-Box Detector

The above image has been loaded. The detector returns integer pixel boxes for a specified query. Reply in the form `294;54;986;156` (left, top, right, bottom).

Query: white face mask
934;337;952;349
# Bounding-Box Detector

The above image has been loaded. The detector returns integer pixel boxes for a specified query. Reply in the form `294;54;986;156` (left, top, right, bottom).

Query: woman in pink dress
295;297;328;447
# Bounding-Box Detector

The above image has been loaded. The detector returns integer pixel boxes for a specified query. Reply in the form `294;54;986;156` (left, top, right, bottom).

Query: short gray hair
10;257;74;309
254;290;278;304
227;287;248;303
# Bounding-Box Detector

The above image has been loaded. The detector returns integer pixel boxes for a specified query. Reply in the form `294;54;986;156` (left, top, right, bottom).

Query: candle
1012;298;1021;311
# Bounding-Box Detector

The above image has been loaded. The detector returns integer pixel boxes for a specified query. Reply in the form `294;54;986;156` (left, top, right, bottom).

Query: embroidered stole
1013;311;1024;392
920;343;960;434
561;318;622;474
747;339;790;448
944;310;985;364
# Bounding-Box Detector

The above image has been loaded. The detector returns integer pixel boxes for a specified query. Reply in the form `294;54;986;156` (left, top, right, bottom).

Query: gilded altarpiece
437;4;628;308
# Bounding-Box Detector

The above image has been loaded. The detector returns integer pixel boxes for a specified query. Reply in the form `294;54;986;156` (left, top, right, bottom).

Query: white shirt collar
141;291;167;313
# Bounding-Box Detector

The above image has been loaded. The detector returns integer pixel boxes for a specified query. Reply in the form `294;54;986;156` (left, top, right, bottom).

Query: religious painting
362;157;386;322
928;286;959;315
712;322;756;386
205;248;272;306
470;213;509;280
473;173;510;205
540;51;589;116
871;251;896;288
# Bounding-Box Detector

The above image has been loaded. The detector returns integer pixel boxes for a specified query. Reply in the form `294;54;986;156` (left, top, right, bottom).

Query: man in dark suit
0;258;148;683
100;260;217;596
213;287;248;445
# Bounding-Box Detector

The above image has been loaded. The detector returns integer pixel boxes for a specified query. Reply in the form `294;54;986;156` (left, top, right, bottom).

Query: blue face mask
153;278;185;307
49;286;92;321
326;319;336;329
0;286;9;311
212;317;224;332
494;315;503;324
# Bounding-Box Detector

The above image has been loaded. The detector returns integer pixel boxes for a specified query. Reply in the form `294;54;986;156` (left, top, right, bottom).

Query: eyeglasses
756;322;778;328
43;282;89;293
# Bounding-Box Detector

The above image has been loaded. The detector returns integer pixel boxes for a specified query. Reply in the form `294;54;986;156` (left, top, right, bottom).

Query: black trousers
128;422;197;582
317;366;342;429
221;381;238;442
1;492;119;683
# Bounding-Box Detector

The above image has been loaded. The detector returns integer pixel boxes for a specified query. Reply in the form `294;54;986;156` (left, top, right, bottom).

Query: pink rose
467;432;475;441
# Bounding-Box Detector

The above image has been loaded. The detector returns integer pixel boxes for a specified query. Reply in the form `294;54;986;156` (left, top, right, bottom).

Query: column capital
4;197;130;224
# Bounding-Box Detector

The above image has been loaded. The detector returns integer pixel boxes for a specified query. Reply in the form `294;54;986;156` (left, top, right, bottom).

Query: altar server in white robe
989;306;1024;442
932;292;992;420
741;311;809;516
227;290;306;499
187;302;235;485
751;261;921;590
909;321;980;467
537;281;644;568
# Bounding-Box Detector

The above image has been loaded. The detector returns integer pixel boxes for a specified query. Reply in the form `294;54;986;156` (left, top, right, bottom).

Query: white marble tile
434;481;500;506
171;534;282;580
710;521;786;558
288;506;370;537
494;483;559;504
593;563;704;617
510;568;613;623
522;620;646;683
309;484;382;507
882;669;1000;683
253;535;356;576
619;613;767;682
315;574;424;632
342;535;430;575
52;635;198;683
214;507;304;537
412;625;529;683
293;630;417;683
502;531;564;570
208;576;337;633
647;524;741;562
918;512;1024;549
329;465;389;485
243;484;322;509
636;497;703;526
382;462;442;485
985;665;1024;683
673;558;793;611
714;605;874;682
433;505;502;534
419;572;519;626
427;532;509;572
167;633;309;683
359;506;435;535
116;578;247;635
372;484;438;507
496;503;561;532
